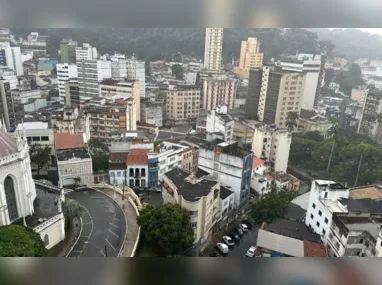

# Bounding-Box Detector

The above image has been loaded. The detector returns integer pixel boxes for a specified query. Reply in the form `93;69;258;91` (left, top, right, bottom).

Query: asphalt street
66;188;127;257
227;227;259;257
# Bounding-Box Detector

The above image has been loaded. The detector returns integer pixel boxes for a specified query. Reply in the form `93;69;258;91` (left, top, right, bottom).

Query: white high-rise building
111;58;127;79
127;57;145;98
206;105;234;141
204;28;224;73
0;42;23;76
251;124;291;173
75;43;98;62
77;59;111;98
57;63;78;104
0;67;17;90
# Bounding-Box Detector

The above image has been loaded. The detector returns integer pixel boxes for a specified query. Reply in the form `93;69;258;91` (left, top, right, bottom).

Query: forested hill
12;28;328;61
308;28;382;61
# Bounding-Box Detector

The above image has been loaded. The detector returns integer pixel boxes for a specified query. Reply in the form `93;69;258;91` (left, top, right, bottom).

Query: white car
216;243;229;255
239;223;249;232
222;236;235;247
245;246;257;257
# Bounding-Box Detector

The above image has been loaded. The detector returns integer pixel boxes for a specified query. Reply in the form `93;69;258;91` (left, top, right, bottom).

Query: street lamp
179;245;196;256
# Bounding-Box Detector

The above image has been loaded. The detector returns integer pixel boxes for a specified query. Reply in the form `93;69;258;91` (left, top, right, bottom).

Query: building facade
204;28;224;73
0;42;23;76
57;63;78;104
0;79;16;131
165;84;200;126
298;109;333;139
21;32;47;57
206;105;234;142
126;57;145;99
140;98;163;127
251;124;291;173
239;37;263;73
202;76;237;109
60;39;78;64
75;43;97;62
77;59;111;98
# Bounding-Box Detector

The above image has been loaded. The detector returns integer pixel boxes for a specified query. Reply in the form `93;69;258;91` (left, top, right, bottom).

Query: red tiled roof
126;149;149;166
109;163;126;170
55;133;87;150
265;174;274;181
109;152;129;162
137;121;156;128
303;240;327;257
253;157;265;169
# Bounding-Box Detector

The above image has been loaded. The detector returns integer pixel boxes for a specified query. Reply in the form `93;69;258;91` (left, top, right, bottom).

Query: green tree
0;225;47;257
285;111;299;133
337;63;364;94
137;204;194;255
171;64;184;80
88;139;109;172
74;177;81;189
252;190;297;224
62;199;82;229
29;144;51;176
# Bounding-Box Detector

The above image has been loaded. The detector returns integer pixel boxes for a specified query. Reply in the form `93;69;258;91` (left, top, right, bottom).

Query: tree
252;190;297;224
137;204;194;255
337;63;364;94
29;144;51;176
62;199;82;224
324;68;336;85
285;111;299;133
88;139;109;173
171;64;184;80
74;177;81;189
0;225;47;257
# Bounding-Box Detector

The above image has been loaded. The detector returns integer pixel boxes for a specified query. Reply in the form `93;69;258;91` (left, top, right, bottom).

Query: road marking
109;216;120;221
72;251;82;253
100;250;106;257
109;229;119;238
105;239;117;251
109;223;120;228
82;222;92;225
80;236;90;238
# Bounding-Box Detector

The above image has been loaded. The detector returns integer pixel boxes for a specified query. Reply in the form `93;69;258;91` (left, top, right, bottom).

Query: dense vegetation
324;63;364;94
87;139;109;173
290;131;382;187
137;204;194;255
0;225;47;257
12;28;330;62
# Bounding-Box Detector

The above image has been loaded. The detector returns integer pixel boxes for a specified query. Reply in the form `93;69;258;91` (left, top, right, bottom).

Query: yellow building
239;37;264;77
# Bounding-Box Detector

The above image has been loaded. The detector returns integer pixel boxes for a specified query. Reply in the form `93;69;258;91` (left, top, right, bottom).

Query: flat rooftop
350;185;382;200
201;139;252;158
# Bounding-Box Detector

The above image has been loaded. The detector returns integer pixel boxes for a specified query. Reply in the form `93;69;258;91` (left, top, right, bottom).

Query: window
360;239;364;244
322;229;326;236
190;222;197;229
316;221;320;227
312;203;316;209
141;168;146;177
324;192;328;198
365;241;370;248
129;169;134;177
319;210;322;216
325;217;329;224
310;213;314;219
41;136;49;141
32;136;41;141
117;172;121;177
189;210;198;216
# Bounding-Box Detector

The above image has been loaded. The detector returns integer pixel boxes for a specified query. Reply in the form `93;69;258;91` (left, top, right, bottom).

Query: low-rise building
140;98;163;127
161;168;221;255
206;105;234;142
55;132;93;186
298;109;333;139
251;124;291;173
219;185;234;221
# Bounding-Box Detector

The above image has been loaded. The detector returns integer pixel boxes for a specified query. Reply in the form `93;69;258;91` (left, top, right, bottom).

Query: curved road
66;188;127;257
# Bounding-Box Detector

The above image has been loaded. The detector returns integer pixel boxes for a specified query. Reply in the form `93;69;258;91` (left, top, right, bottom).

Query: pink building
202;77;237;110
351;87;368;105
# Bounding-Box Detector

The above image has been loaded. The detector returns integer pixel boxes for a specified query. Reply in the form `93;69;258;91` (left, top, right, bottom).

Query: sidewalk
57;216;81;257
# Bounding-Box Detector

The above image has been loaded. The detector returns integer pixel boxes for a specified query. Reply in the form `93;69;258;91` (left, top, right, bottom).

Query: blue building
148;157;159;187
0;49;6;66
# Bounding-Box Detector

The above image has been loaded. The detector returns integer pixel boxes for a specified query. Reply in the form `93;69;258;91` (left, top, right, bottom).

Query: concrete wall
57;159;93;186
35;213;65;250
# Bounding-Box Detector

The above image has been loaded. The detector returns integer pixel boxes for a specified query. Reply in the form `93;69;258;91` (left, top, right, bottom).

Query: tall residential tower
204;28;224;73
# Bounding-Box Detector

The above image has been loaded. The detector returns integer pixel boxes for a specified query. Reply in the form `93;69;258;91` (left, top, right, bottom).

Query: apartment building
251;124;291;173
204;28;224;73
55;132;93;186
161;168;221;255
75;43;97;62
60;39;78;64
98;79;140;120
198;140;253;207
305;180;349;244
127;57;145;99
202;76;237;109
111;57;127;79
64;80;80;107
278;54;321;109
51;106;91;141
165;84;200;126
246;66;306;127
206;105;234;142
0;42;23;76
57;63;78;104
239;37;264;73
140;98;163;127
21;32;48;57
11;88;41;106
0;79;16;131
77;59;111;98
0;66;17;89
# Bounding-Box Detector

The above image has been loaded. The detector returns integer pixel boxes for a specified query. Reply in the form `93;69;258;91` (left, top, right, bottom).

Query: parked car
233;227;244;237
133;187;143;193
239;223;249;232
245;246;257;257
242;219;254;229
229;231;241;242
222;236;235;247
138;192;146;200
148;187;161;192
216;243;229;255
209;250;222;257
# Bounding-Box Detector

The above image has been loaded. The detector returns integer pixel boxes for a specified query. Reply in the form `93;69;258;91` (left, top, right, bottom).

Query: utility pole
123;170;126;200
354;153;363;187
104;244;108;257
326;141;335;173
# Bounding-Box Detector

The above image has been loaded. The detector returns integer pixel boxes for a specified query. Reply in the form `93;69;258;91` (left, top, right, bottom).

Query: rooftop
195;168;209;179
220;185;234;200
263;218;321;243
164;168;218;202
291;192;310;210
253;157;265;169
303;240;327;257
350;185;382;200
346;222;382;241
109;152;129;163
201;139;252;158
321;199;347;213
315;180;348;190
285;203;306;221
156;131;187;141
0;130;18;158
16;122;49;130
272;171;299;183
340;198;382;214
54;133;87;150
126;149;149;166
